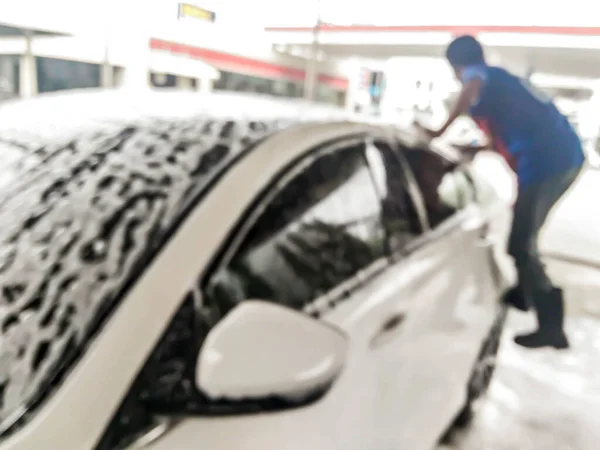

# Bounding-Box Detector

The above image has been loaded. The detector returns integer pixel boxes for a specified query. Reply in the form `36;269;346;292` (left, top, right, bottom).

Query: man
417;35;584;350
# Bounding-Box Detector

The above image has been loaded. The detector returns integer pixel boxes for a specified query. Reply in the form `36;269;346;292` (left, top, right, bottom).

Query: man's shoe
503;286;530;312
514;330;570;349
514;287;570;350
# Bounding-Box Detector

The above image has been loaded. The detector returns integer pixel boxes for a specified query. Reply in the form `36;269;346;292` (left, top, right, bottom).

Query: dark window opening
402;146;476;228
0;55;20;101
36;57;101;93
213;70;342;104
150;73;177;88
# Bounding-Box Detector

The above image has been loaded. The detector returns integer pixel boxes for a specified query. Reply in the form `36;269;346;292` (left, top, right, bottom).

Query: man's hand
454;143;489;154
413;121;443;139
452;143;490;162
454;143;478;153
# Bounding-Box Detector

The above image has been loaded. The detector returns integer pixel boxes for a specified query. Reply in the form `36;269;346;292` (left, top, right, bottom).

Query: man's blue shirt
461;65;585;187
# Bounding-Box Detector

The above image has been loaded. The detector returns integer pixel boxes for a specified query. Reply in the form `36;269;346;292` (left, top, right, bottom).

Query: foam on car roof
0;110;288;435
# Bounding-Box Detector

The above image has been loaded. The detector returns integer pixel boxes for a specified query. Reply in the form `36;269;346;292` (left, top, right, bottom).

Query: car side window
402;145;477;228
365;140;424;249
204;140;386;320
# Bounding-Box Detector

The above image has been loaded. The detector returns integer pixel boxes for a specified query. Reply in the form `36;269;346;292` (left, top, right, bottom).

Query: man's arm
437;78;484;136
416;77;484;138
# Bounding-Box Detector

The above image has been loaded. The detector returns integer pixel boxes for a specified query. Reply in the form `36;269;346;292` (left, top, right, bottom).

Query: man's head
445;35;485;81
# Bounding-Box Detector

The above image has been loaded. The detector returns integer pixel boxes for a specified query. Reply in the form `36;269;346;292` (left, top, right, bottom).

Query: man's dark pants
508;166;582;300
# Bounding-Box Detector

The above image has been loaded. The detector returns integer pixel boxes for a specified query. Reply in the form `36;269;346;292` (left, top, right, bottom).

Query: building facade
0;1;349;105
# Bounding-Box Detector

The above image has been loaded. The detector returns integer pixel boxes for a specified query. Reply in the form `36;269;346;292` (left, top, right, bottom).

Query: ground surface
443;307;600;449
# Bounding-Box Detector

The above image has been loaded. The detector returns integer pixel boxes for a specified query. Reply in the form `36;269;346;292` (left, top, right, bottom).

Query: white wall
380;57;457;124
0;0;84;35
150;0;270;58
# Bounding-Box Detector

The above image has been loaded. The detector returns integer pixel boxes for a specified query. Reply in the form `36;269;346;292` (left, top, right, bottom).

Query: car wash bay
440;164;600;450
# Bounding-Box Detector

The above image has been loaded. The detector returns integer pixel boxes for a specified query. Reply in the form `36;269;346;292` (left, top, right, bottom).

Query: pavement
444;302;600;450
541;164;600;271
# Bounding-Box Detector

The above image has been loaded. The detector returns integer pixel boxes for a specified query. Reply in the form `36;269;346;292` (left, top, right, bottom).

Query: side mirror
196;301;348;403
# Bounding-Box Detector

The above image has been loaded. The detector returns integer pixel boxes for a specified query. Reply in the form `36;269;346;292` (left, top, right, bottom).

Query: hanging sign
177;3;216;22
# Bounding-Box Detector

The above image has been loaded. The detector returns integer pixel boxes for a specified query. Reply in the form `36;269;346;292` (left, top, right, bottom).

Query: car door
185;134;401;450
362;137;502;450
89;122;426;450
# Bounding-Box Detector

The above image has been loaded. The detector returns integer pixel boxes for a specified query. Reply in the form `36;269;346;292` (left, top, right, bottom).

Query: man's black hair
445;35;485;67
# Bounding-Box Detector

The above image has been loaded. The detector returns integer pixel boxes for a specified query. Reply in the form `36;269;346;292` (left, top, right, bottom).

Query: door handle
380;313;406;333
370;313;406;349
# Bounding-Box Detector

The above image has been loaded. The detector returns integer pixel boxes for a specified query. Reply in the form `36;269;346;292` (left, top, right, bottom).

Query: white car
0;90;515;450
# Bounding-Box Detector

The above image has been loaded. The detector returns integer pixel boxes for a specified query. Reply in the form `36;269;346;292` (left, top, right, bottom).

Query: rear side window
365;140;424;249
403;146;476;228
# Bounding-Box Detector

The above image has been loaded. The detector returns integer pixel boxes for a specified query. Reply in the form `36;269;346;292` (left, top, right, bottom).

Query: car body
0;89;516;450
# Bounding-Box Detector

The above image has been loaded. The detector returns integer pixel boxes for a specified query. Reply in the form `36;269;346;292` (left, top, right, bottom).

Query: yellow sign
178;3;216;22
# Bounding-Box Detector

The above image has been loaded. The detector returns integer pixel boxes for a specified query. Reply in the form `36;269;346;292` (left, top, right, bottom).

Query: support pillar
101;63;114;88
176;76;191;89
304;47;318;101
198;78;213;94
19;31;37;98
101;47;113;87
101;23;113;87
304;0;321;102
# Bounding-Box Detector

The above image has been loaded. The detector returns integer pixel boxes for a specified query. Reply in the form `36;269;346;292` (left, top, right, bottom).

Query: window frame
201;135;391;317
408;164;481;245
368;134;481;256
368;136;430;232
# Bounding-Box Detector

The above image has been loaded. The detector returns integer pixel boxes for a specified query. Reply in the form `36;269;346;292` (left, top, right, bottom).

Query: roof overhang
0;22;70;37
266;25;600;79
265;25;600;35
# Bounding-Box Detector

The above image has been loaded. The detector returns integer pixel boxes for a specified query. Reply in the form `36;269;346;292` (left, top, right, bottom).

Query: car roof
0;88;350;134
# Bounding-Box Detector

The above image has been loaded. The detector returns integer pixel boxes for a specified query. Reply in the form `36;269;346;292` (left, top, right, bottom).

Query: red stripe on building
265;25;600;36
149;39;348;90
